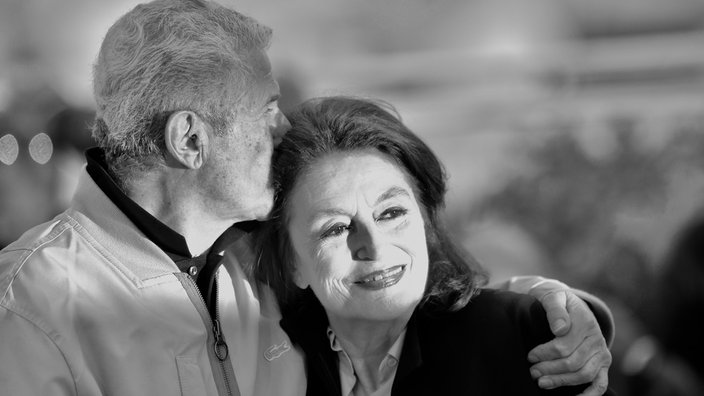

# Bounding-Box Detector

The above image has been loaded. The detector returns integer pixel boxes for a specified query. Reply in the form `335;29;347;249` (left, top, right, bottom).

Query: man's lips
353;265;407;290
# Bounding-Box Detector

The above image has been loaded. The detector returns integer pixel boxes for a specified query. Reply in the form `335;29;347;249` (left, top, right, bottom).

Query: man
0;1;611;395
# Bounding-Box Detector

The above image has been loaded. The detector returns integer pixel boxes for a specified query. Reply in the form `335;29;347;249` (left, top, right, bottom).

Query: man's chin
252;190;275;221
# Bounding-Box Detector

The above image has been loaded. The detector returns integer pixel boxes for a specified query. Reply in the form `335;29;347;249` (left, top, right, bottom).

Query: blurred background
2;0;704;394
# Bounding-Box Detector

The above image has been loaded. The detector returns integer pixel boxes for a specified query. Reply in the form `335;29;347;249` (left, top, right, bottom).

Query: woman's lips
353;265;406;290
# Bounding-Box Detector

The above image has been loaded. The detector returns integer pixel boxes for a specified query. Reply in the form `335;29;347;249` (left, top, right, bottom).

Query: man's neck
126;173;234;256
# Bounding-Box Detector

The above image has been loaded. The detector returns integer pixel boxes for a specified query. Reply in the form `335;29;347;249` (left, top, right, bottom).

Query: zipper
212;317;229;360
213;282;234;396
178;273;238;396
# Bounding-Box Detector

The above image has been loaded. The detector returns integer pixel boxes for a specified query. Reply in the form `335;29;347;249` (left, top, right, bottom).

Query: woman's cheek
311;248;342;286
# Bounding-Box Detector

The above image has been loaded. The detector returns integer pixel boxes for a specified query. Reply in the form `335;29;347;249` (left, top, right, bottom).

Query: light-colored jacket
0;168;306;396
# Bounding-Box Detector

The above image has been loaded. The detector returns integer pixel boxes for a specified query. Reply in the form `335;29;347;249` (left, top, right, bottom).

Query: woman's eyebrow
308;207;349;226
306;186;410;225
375;186;410;205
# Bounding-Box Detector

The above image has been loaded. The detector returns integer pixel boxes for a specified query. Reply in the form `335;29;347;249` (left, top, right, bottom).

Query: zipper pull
212;318;229;361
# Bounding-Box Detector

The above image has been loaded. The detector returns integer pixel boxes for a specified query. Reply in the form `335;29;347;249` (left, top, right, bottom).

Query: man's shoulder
0;212;88;300
1;212;73;264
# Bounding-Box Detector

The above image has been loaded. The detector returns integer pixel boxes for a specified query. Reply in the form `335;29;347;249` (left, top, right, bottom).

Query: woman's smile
287;150;429;323
352;265;407;290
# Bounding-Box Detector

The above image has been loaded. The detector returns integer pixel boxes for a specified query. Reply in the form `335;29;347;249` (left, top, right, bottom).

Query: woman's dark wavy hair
255;96;488;315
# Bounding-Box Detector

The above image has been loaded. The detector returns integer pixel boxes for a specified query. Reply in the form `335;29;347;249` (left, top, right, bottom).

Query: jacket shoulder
420;288;554;349
459;289;546;322
401;290;584;395
0;214;76;294
0;211;111;316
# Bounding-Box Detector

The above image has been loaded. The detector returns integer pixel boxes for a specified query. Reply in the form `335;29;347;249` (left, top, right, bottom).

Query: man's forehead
248;50;272;78
244;50;279;102
229;64;277;120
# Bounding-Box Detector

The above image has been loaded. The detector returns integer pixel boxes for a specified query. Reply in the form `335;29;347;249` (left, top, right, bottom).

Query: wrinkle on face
287;150;429;324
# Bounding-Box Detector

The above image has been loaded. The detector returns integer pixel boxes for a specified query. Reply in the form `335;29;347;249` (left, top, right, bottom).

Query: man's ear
165;111;209;169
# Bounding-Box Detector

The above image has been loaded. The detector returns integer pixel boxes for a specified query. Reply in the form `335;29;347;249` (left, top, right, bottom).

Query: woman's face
287;150;429;323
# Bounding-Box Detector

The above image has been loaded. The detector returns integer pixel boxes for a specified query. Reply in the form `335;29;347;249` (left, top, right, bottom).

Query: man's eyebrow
267;93;280;104
375;186;411;205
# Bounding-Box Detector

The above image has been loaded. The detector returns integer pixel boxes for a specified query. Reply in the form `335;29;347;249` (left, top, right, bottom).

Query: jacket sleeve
490;275;615;346
0;305;76;395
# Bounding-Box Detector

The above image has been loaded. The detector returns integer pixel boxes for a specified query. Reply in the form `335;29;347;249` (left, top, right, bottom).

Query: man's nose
271;111;291;146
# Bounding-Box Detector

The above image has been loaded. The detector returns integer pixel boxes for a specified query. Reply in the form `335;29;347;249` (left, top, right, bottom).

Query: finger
530;333;604;375
537;370;590;390
576;367;609;396
540;290;570;336
535;345;609;389
530;292;603;363
530;346;586;378
528;332;578;363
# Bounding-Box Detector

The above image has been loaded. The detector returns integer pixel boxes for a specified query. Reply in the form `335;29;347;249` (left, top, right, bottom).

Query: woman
256;96;612;395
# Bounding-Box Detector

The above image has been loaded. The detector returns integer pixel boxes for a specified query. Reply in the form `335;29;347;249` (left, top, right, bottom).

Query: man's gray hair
92;0;272;184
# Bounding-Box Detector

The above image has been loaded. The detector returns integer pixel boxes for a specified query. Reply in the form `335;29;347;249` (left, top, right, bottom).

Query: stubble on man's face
211;50;286;222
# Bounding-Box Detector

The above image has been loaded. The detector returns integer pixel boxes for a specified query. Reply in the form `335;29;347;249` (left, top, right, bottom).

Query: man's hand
529;287;612;396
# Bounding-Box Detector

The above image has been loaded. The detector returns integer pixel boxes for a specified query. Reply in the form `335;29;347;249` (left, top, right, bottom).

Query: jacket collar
84;147;191;258
280;290;425;395
391;313;422;392
69;164;182;285
280;290;343;395
74;148;260;287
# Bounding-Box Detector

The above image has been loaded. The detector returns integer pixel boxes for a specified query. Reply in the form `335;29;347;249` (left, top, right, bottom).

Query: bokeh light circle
0;134;19;165
28;132;53;165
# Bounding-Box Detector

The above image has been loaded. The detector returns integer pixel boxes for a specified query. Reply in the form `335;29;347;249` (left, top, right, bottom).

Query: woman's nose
351;224;383;261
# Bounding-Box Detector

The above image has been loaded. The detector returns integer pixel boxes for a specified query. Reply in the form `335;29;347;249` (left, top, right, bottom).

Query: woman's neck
327;312;412;391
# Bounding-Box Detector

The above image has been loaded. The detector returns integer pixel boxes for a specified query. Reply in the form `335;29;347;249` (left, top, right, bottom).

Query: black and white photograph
1;1;703;395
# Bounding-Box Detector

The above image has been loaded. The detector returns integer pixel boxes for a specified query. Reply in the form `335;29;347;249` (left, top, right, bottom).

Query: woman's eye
321;224;349;239
378;207;407;221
